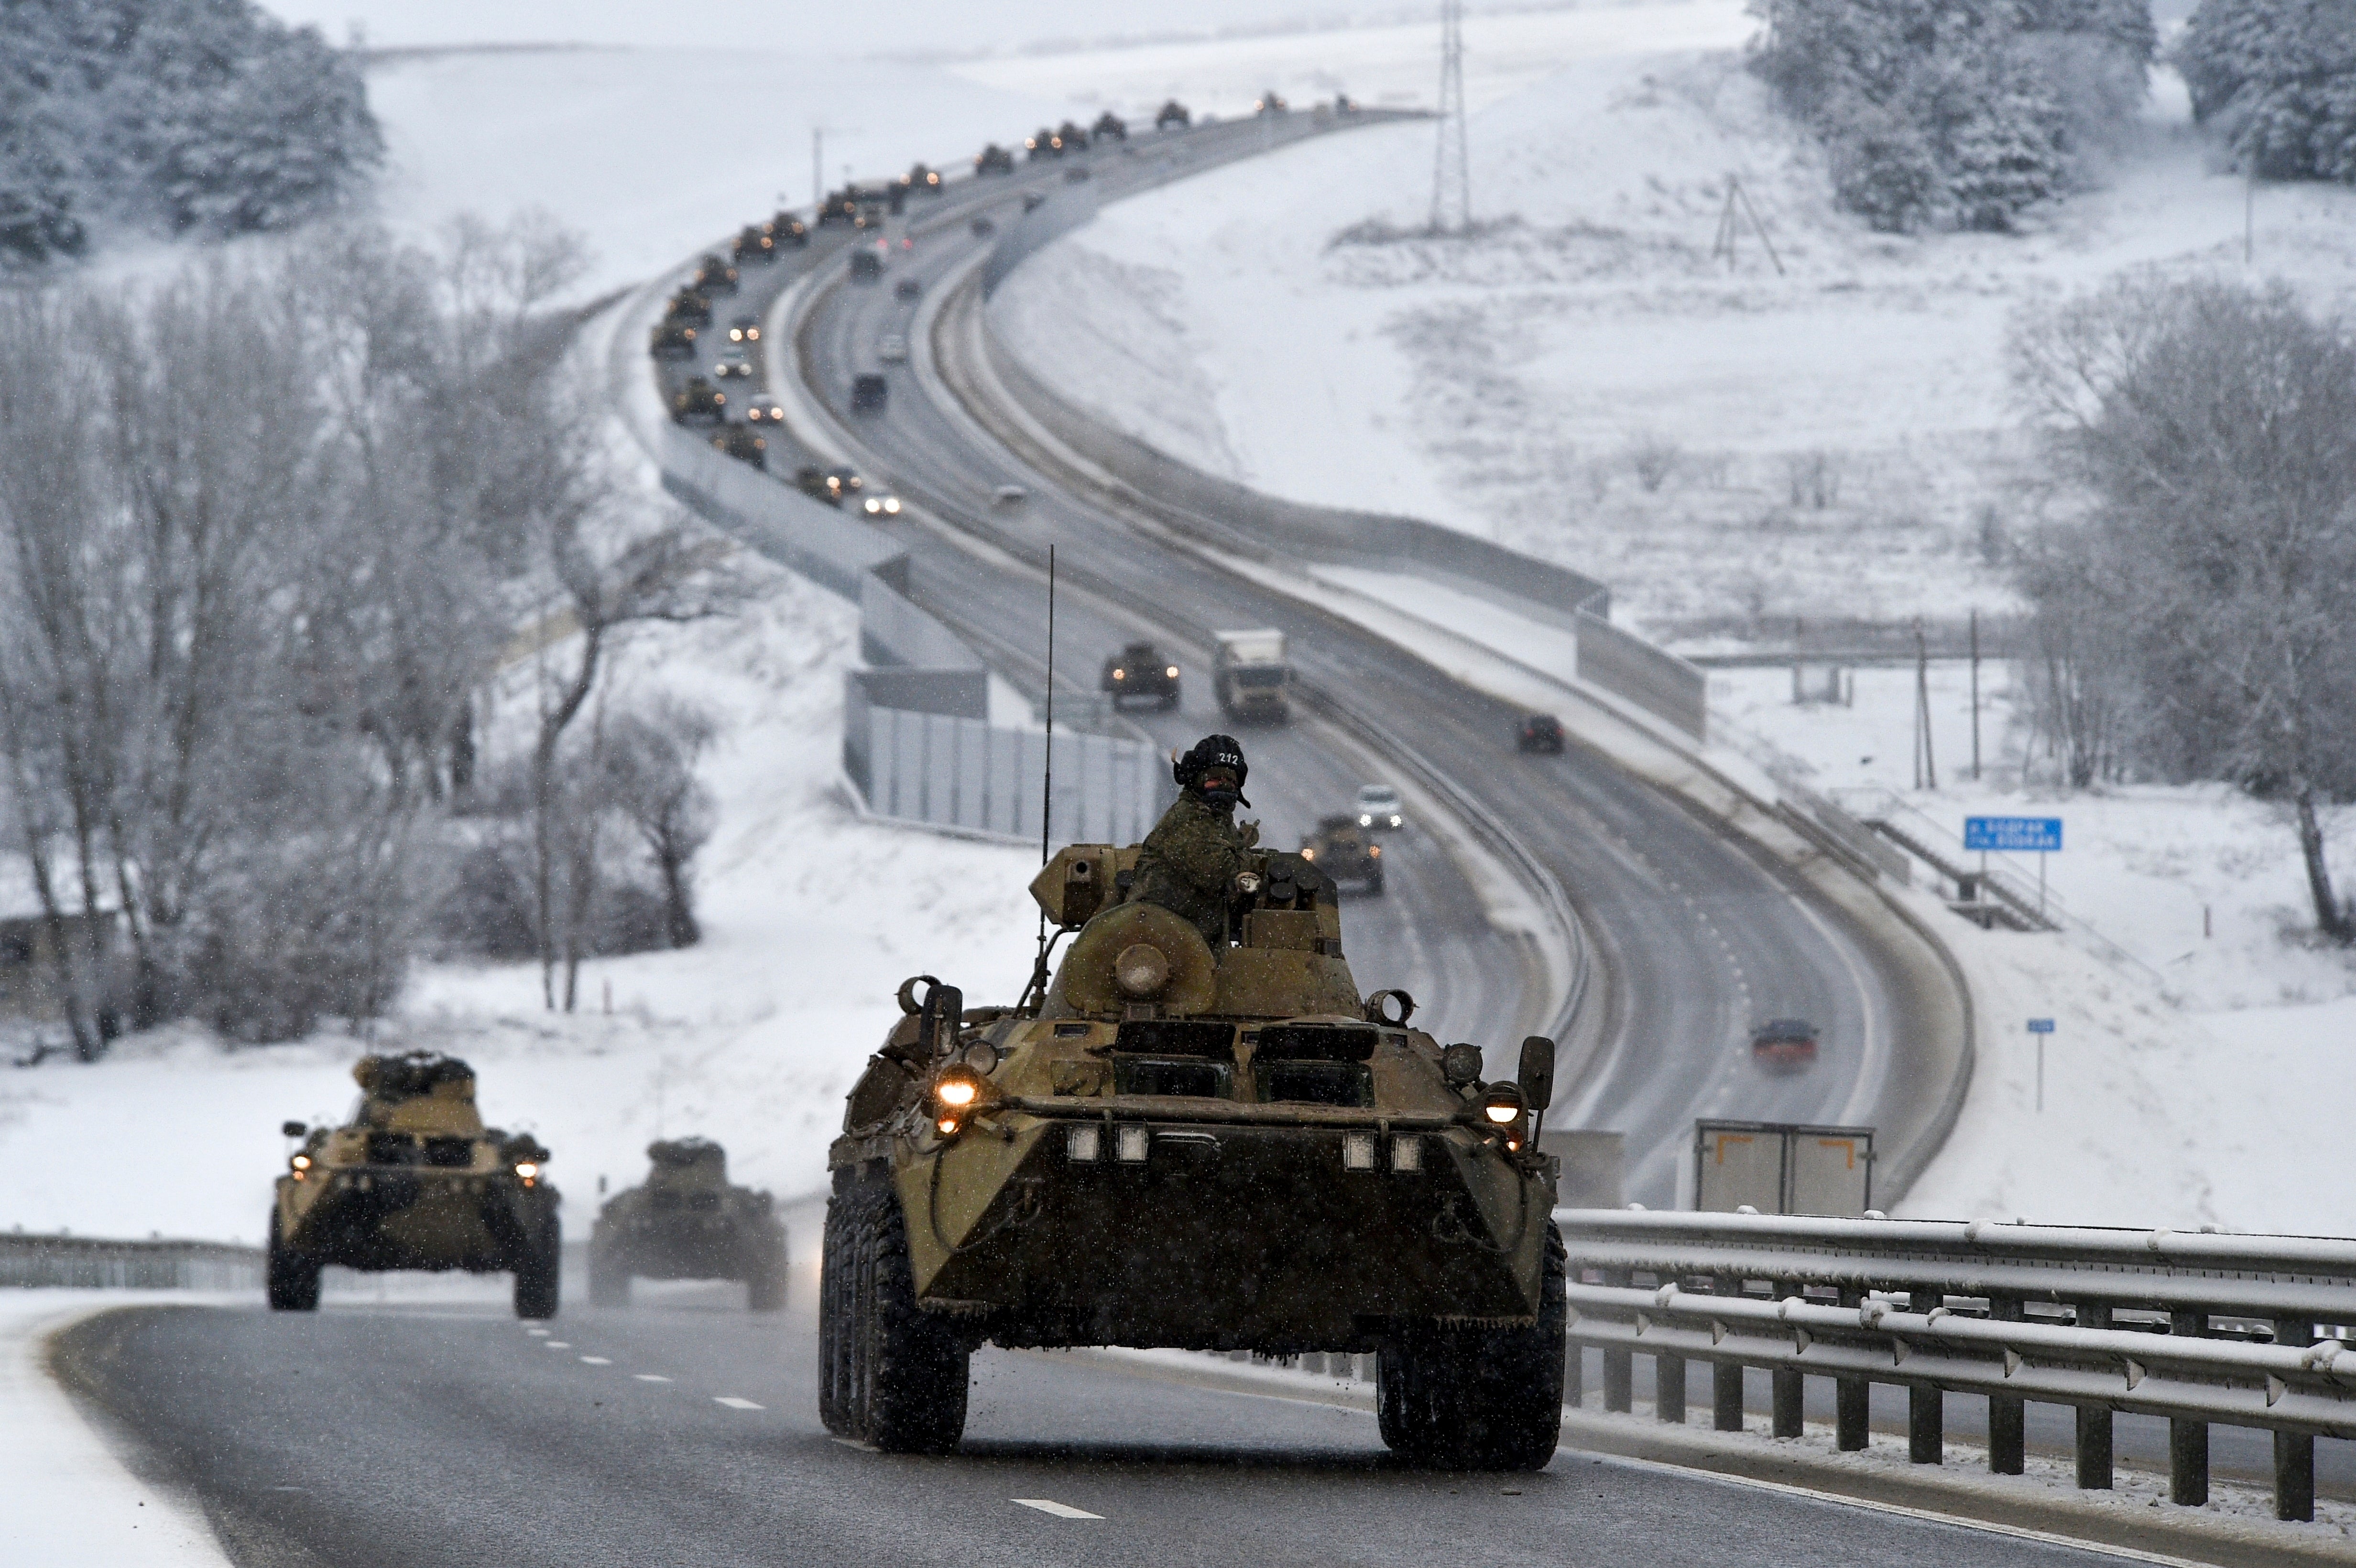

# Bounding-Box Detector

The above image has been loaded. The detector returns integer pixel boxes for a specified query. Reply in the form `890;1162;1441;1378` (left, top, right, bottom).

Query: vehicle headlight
1359;814;1373;826
884;498;900;514
1166;665;1179;678
1112;669;1125;680
1368;844;1381;858
1481;1102;1517;1125
1300;848;1316;860
290;1154;311;1170
1389;814;1402;827
514;1161;540;1179
747;327;759;340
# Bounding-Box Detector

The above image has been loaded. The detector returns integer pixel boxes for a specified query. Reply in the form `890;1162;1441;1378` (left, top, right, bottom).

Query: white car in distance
878;334;908;364
1354;784;1404;831
713;349;755;379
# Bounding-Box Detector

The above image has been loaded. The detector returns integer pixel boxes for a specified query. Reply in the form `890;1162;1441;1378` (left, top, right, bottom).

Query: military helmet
1174;734;1249;805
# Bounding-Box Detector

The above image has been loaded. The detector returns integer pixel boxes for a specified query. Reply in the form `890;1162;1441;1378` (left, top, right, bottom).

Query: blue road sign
1966;816;2062;853
2027;1018;2055;1034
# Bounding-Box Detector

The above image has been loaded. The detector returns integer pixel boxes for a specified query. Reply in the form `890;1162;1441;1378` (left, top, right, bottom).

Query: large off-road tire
588;1243;629;1308
840;1170;969;1452
265;1209;322;1313
746;1244;788;1314
1377;1221;1566;1470
818;1187;854;1435
513;1223;561;1320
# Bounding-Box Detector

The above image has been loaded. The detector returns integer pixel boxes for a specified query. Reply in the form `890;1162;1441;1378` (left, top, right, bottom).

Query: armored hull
590;1139;787;1310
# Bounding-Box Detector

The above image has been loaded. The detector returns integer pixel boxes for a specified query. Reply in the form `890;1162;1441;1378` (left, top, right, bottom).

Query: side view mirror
1517;1035;1557;1114
282;1120;308;1139
919;982;965;1058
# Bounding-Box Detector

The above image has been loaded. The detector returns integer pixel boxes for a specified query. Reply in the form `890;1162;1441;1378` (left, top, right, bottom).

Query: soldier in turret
1128;734;1263;948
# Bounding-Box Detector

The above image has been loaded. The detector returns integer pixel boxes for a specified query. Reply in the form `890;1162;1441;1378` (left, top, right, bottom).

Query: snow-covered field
987;38;2356;644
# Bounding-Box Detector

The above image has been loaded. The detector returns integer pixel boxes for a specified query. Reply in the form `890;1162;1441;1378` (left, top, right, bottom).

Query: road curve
774;129;1960;1206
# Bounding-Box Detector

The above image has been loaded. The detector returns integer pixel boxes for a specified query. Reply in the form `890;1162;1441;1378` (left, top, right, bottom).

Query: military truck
692;254;739;295
672;377;727;425
1300;814;1383;894
589;1138;788;1310
820;846;1566;1465
269;1053;559;1318
1101;641;1180;710
1212;628;1291;724
713;425;767;468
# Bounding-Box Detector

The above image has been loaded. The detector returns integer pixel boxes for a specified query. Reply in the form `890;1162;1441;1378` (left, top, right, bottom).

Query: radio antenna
1024;545;1059;1013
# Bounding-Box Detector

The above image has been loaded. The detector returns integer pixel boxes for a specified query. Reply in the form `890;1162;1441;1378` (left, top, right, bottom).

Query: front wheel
1377;1222;1565;1470
513;1221;561;1320
265;1207;321;1312
825;1171;968;1451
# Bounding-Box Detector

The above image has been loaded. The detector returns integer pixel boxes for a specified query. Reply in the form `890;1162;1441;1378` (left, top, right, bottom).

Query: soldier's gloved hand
1236;819;1260;848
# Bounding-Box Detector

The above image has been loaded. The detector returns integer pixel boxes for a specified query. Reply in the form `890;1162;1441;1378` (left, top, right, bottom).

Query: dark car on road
1100;642;1179;710
1025;126;1060;160
851;373;889;412
1517;714;1565;753
1300;814;1384;894
1751;1018;1820;1074
894;276;922;300
796;464;863;506
849;249;884;283
743;396;786;425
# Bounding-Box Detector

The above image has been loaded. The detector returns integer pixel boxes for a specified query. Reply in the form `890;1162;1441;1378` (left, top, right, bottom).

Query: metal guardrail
1;1231;263;1290
1557;1208;2356;1522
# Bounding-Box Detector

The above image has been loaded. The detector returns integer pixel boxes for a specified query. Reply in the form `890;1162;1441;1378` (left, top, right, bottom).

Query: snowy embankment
981;23;2356;1232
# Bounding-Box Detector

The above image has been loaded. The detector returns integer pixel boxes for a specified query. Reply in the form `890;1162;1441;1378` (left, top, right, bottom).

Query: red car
1751;1019;1820;1073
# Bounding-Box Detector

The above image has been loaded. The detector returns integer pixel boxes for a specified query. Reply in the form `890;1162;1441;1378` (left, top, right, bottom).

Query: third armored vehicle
1100;641;1179;710
589;1138;788;1310
269;1053;558;1318
1300;814;1383;893
820;842;1567;1467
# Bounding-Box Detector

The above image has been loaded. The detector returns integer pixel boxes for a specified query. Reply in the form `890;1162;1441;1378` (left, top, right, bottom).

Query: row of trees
2178;0;2356;184
2009;276;2356;938
1750;0;2158;231
0;217;734;1055
1;0;380;264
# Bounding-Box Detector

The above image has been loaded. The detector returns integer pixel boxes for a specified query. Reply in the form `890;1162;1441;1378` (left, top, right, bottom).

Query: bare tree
2011;277;2356;938
603;699;719;950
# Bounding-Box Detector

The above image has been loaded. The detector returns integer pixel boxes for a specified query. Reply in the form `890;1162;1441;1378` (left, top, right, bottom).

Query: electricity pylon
1429;0;1470;234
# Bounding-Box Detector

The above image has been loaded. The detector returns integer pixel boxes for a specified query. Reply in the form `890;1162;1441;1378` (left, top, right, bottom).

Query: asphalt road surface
59;1286;2141;1568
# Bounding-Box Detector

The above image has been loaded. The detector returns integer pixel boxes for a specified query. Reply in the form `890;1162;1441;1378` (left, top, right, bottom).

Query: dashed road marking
544;1342;572;1350
633;1374;671;1383
713;1396;764;1410
830;1437;874;1452
525;1328;550;1337
579;1356;611;1365
1013;1499;1103;1519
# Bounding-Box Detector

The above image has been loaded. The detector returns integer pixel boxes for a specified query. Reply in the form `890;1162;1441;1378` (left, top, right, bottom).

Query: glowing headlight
1359;814;1373;826
1165;665;1179;678
935;1077;979;1108
1112;669;1125;680
1482;1103;1518;1125
883;497;900;514
1389;814;1402;827
1115;1125;1149;1163
514;1161;540;1178
1300;848;1316;860
1390;1136;1422;1173
1368;844;1381;858
290;1154;312;1170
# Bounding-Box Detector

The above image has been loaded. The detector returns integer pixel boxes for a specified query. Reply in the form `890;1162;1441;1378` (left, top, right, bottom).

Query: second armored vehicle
820;844;1566;1465
589;1138;788;1310
269;1053;558;1318
1300;814;1383;893
1101;641;1180;709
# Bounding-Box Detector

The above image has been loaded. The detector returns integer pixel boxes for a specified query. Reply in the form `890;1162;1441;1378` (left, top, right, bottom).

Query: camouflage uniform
1129;792;1261;949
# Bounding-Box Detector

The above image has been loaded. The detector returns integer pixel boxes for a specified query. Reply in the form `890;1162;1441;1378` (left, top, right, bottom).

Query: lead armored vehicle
1101;641;1179;709
1300;814;1383;894
821;843;1567;1466
589;1138;788;1310
269;1053;558;1317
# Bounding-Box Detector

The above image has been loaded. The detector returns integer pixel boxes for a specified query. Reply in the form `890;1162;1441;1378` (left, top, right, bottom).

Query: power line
1430;0;1469;234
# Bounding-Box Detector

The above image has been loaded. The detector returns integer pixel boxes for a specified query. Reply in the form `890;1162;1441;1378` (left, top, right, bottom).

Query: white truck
1212;628;1292;724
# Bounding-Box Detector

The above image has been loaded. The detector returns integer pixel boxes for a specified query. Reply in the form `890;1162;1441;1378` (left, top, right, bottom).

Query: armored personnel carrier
1100;641;1179;709
712;425;767;468
1300;814;1383;894
821;844;1566;1466
269;1053;558;1317
691;254;739;295
672;377;727;425
649;320;698;360
589;1138;788;1310
734;224;777;263
666;288;712;329
974;142;1016;176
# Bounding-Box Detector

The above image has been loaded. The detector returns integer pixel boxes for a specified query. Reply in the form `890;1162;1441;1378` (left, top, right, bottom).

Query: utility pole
1914;617;1937;792
1969;608;1982;783
812;127;824;214
1429;0;1470;234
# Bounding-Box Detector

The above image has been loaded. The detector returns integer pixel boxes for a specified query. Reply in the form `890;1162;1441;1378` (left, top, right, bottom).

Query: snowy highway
53;1287;2134;1568
724;120;1963;1207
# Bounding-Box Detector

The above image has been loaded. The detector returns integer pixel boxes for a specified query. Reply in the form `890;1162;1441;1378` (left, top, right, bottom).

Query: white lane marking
633;1374;671;1383
544;1342;572;1349
525;1328;550;1337
830;1437;874;1452
713;1396;764;1410
579;1356;611;1365
1012;1499;1103;1520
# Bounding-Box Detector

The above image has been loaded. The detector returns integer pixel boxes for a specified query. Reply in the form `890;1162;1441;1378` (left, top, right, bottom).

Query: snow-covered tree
2178;0;2356;183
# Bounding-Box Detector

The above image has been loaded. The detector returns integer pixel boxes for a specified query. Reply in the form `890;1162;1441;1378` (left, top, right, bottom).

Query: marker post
2029;1018;2055;1111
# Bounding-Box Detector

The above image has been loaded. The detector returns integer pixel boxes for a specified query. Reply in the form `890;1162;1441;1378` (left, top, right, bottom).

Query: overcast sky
259;1;1463;58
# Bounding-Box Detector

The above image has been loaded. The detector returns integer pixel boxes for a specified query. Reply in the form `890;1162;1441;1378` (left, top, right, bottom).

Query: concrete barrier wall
860;708;1170;845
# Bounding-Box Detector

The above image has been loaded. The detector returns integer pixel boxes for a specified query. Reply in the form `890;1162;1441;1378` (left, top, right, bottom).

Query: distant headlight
514;1162;540;1179
1368;844;1381;857
1299;848;1316;860
1389;814;1402;827
746;327;759;340
1112;669;1125;680
1359;814;1373;826
884;497;900;514
1165;665;1179;678
290;1154;311;1170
